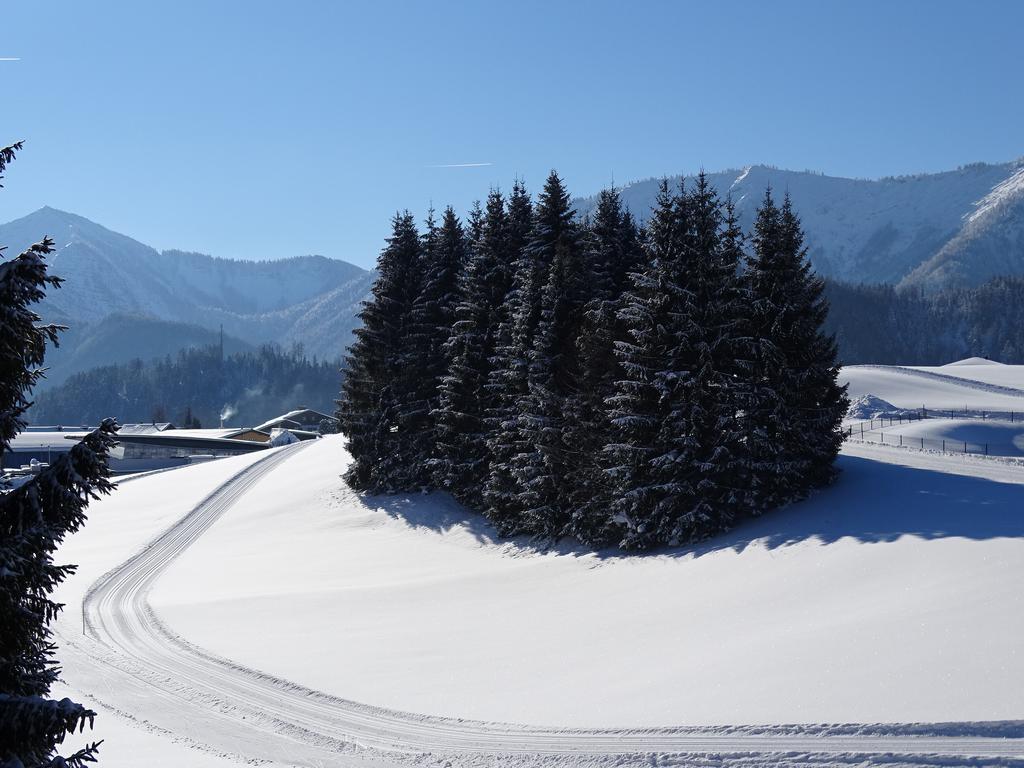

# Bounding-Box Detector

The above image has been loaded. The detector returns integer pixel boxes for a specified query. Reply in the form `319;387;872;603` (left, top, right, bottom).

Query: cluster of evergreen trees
338;171;847;550
29;343;340;428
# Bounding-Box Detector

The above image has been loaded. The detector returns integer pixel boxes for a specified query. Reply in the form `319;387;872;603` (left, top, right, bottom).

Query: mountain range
3;157;1024;390
576;159;1024;289
0;207;374;388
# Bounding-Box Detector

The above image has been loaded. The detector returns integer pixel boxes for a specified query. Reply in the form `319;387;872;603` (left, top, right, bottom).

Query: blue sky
2;0;1022;268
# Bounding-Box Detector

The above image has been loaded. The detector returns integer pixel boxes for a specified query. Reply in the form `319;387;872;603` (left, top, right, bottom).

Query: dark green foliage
433;206;489;501
482;182;535;532
565;187;641;546
745;191;848;506
340;171;847;552
337;212;424;491
1;140;115;768
605;180;688;548
409;208;464;483
508;172;585;539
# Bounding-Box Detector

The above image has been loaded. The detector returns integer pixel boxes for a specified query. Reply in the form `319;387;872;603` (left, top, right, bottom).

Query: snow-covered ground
841;360;1024;410
47;358;1024;766
852;417;1024;456
140;435;1024;730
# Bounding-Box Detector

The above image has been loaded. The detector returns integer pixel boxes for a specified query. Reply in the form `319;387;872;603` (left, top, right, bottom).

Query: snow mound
847;394;909;420
944;357;1005;367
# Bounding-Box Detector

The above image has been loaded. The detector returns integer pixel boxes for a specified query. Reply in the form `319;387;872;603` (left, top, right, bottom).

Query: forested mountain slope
29;344;339;428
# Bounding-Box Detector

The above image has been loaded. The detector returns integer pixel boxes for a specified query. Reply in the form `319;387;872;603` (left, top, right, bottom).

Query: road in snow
50;434;1024;766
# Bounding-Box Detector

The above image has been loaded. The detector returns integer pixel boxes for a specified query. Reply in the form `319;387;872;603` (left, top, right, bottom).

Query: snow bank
846;394;914;420
149;436;1024;729
943;357;1004;367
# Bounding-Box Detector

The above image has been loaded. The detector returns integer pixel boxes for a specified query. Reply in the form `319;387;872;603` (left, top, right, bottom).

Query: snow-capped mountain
0;207;374;365
4;158;1024;385
902;165;1024;290
575;159;1024;288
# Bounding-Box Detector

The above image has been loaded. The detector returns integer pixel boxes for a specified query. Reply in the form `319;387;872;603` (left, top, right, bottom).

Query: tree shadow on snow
354;454;1024;562
357;490;501;546
690;454;1024;559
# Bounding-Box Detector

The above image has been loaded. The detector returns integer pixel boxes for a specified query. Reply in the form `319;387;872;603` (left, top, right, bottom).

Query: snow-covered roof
255;408;336;431
119;422;176;434
8;432;87;450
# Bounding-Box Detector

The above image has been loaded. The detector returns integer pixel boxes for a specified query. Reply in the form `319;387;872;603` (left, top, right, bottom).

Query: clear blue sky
2;0;1022;268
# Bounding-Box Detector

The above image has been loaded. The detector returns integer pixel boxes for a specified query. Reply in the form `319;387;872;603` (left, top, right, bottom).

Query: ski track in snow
57;441;1024;767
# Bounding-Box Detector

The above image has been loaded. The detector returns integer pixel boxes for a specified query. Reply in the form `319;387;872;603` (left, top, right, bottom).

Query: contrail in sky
0;57;21;61
426;162;493;168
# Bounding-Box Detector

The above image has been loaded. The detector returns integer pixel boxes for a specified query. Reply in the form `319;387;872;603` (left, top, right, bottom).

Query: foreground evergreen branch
1;140;117;768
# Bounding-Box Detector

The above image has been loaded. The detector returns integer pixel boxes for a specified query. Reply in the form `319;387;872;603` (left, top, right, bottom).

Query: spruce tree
664;173;747;541
745;190;847;507
565;187;641;545
0;141;117;768
777;194;848;488
493;171;580;540
432;206;490;501
482;182;534;532
409;207;463;484
606;180;689;549
337;211;423;491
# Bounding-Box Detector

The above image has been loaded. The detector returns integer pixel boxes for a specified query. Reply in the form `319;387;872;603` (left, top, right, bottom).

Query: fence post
899;435;903;447
985;443;989;456
942;439;946;452
964;441;968;453
920;437;924;450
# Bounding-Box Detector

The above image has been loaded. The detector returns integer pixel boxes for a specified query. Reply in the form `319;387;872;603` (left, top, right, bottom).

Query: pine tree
745;190;848;507
510;171;586;540
777;194;848;488
432;206;490;501
606;179;690;549
742;189;791;509
482;182;534;532
337;211;423;491
409;207;463;484
664;173;747;541
0;140;117;768
565;187;641;545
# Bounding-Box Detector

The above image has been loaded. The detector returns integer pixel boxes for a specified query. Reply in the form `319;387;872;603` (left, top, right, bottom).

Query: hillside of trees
339;172;847;551
825;277;1024;364
28;344;340;428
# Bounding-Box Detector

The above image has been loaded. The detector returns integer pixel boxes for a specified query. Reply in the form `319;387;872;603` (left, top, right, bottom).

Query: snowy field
854;416;1024;456
146;436;1024;728
841;359;1024;411
48;358;1024;766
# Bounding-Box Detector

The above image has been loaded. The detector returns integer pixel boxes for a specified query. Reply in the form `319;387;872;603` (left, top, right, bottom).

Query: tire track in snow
73;441;1024;766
